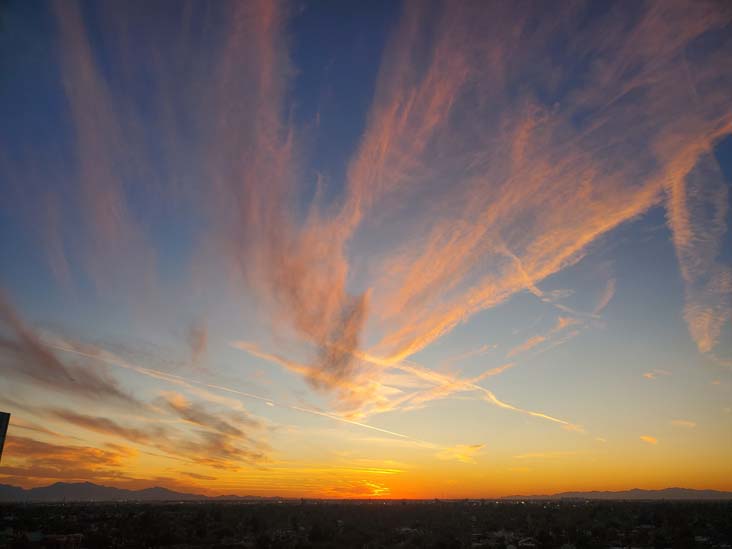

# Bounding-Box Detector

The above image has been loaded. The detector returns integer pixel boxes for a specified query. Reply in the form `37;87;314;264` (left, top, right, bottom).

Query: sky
0;0;731;499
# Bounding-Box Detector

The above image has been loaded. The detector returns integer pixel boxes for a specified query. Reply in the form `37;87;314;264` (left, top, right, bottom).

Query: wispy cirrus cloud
593;278;617;316
1;416;67;440
227;0;732;403
47;398;270;470
643;369;672;380
206;1;372;393
181;471;217;481
187;321;208;366
2;0;731;487
436;443;486;464
507;316;581;359
0;313;272;472
359;1;732;369
50;0;157;296
0;435;137;486
442;344;496;366
666;150;732;354
32;1;732;409
235;340;581;432
507;336;547;359
158;391;262;441
330;480;390;497
48;409;161;446
0;293;138;406
48;333;415;443
0;434;226;493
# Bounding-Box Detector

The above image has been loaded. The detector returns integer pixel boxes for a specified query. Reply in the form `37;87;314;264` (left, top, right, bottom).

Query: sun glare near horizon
0;0;731;498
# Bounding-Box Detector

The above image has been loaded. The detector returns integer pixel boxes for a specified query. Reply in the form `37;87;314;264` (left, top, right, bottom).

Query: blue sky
0;0;731;497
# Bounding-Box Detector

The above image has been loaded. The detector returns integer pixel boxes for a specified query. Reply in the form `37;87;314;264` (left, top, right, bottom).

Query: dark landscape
1;498;731;548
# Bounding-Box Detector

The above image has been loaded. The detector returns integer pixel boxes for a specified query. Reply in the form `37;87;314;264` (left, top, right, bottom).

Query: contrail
354;348;578;428
44;338;415;441
233;339;583;431
204;381;411;439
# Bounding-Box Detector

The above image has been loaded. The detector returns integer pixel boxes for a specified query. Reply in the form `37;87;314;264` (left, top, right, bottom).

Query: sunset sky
1;0;731;499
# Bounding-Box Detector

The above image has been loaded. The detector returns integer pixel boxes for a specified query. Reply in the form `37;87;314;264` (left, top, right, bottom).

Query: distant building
0;412;9;462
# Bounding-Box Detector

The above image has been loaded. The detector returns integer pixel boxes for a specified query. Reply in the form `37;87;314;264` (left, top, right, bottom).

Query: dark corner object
0;411;9;463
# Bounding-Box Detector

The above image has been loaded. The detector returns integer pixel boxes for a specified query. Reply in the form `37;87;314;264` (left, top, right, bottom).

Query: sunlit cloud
46;401;270;470
507;335;547;359
1;0;731;496
593;278;617;315
187;321;208;366
182;471;218;481
48;409;161;445
50;0;157;297
506;316;581;359
159;391;262;437
436;444;486;464
0;435;137;486
235;340;583;432
0;328;272;471
49;333;416;443
207;0;732;400
0;292;138;406
442;344;496;365
666;148;732;354
353;0;731;370
330;480;390;497
643;369;672;380
26;1;732;403
1;416;67;440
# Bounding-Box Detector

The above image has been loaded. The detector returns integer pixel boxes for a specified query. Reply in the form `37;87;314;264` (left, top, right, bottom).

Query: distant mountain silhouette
2;482;731;502
0;482;280;502
503;487;732;500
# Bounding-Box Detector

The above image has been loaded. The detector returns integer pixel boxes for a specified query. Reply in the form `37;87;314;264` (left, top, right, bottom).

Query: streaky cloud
0;292;138;406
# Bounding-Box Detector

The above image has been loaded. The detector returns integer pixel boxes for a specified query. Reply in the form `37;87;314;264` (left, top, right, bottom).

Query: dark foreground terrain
1;500;730;549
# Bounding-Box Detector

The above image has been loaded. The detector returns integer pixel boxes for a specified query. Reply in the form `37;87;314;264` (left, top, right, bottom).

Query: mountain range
0;482;279;502
1;482;731;502
502;487;732;501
